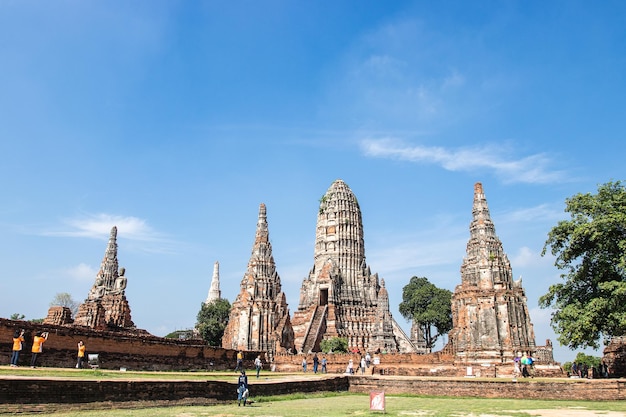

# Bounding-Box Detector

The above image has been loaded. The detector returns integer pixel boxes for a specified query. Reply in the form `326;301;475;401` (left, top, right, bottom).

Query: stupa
221;204;295;354
73;226;135;330
291;179;416;353
205;261;221;304
449;182;536;362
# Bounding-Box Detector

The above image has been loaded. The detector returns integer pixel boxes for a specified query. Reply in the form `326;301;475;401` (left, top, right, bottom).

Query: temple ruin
290;179;416;353
72;226;135;330
448;182;540;363
221;203;295;354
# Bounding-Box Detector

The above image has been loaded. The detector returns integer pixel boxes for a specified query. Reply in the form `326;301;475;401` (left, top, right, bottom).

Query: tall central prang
291;179;415;353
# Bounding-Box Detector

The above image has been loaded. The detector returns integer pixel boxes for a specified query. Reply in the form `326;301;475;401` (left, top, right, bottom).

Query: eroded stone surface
222;203;295;355
73;226;135;330
291;179;416;353
448;183;547;363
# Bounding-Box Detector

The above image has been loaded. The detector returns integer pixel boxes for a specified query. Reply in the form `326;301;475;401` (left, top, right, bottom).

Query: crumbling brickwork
222;204;295;355
449;183;549;364
291;180;416;354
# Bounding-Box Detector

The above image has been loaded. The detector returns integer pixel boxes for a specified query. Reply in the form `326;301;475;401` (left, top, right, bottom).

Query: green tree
399;276;452;352
539;181;626;349
50;292;79;316
196;298;231;346
320;337;348;353
10;313;25;320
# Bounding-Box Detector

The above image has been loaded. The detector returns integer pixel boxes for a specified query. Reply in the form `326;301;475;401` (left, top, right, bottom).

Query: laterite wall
0;319;260;371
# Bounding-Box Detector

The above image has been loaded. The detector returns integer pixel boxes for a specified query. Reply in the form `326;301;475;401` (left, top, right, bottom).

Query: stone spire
222;204;295;354
449;182;536;362
96;226;120;295
73;226;134;330
291;179;416;353
205;261;221;303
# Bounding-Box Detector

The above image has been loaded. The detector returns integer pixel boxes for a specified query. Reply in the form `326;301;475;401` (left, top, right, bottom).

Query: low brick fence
272;352;563;378
0;376;349;413
348;375;626;401
1;374;624;414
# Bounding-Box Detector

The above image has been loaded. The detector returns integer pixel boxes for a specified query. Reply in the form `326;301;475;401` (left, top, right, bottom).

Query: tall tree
399;276;452;351
196;298;231;346
539;181;626;349
50;292;79;316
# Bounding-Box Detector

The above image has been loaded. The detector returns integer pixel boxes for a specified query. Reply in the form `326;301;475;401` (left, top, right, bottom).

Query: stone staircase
302;305;327;352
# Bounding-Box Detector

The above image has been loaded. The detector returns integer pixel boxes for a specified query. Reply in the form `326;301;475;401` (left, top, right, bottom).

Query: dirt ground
470;410;626;417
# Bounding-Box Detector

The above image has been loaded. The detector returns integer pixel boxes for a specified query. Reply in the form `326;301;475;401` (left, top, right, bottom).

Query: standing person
365;352;371;368
321;356;327;373
254;355;262;378
30;331;49;368
237;370;249;406
313;353;319;374
347;358;354;375
76;341;86;369
302;356;307;372
360;356;366;374
10;329;25;367
235;351;243;372
512;357;521;382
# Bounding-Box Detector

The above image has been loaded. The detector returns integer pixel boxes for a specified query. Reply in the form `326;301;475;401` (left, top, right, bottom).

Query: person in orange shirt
235;351;243;371
10;329;25;367
76;340;86;369
30;331;49;368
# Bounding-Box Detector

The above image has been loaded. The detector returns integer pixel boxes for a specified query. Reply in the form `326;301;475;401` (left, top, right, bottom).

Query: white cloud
500;204;565;224
510;246;554;269
360;138;568;184
64;263;97;282
44;213;162;241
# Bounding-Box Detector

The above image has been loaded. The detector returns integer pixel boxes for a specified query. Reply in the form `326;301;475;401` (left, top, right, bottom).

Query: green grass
8;393;626;417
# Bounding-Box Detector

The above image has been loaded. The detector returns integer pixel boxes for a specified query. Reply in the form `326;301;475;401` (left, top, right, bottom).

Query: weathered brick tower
73;226;135;330
449;182;536;363
222;204;295;354
291;179;415;353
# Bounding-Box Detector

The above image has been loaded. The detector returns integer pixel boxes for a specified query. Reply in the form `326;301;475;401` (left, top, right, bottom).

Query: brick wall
0;376;349;413
0;375;624;414
272;352;563;378
348;375;626;401
0;319;260;371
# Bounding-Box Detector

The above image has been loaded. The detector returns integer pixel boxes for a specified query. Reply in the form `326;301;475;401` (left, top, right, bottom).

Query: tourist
30;331;49;368
512;357;521;382
235;351;243;371
360;356;366;374
254;355;262;378
313;353;319;374
346;358;354;375
365;352;371;368
76;340;86;369
10;329;25;367
302;357;307;372
321;356;327;373
237;370;249;406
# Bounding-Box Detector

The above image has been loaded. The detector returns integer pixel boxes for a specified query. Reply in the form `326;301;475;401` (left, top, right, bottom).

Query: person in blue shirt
237;370;249;406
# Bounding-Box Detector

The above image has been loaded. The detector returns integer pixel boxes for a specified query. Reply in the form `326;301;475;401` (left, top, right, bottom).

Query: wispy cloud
44;213;160;241
500;204;565;224
360;138;567;184
39;213;189;255
64;263;97;282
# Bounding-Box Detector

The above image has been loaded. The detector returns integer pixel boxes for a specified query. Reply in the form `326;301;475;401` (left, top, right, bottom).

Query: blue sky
1;1;624;363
